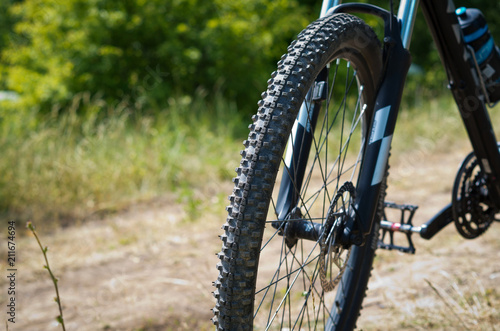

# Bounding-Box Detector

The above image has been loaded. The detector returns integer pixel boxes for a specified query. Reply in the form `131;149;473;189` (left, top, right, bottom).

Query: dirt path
2;149;500;330
359;148;500;330
1;195;224;330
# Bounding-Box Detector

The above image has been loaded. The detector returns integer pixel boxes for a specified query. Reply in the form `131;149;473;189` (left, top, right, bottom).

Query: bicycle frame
275;0;500;245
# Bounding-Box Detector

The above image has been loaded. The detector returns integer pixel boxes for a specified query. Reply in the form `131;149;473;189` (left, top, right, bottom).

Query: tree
0;0;20;91
2;0;310;113
3;0;497;113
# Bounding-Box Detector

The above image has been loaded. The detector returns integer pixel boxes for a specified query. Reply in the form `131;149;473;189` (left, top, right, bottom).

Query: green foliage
0;0;18;90
201;0;309;108
1;0;499;112
2;0;309;113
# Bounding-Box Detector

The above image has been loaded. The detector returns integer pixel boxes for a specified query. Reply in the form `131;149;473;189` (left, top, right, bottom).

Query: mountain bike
212;0;500;329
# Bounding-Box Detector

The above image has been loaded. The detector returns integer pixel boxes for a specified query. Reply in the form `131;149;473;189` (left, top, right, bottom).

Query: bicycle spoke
214;15;383;330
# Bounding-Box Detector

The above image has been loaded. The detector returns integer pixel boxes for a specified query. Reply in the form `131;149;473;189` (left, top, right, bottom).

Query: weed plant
27;221;66;331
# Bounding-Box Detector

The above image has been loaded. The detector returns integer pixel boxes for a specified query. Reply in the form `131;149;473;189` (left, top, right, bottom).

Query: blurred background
1;0;499;330
0;0;499;225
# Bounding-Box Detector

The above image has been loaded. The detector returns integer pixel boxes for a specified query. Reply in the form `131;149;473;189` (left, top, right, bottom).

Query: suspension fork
273;0;344;223
274;69;328;222
333;4;412;239
274;3;413;244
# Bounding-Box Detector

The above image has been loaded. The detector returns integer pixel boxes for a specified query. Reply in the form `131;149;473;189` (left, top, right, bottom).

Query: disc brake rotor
319;182;356;292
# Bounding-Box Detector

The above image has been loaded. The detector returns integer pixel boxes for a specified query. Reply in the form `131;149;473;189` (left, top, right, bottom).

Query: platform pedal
378;201;419;254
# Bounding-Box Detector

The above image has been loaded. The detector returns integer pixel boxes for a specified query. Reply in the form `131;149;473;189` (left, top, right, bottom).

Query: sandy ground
2;147;500;330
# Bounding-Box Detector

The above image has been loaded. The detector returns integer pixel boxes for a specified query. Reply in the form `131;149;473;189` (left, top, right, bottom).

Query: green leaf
2;0;312;114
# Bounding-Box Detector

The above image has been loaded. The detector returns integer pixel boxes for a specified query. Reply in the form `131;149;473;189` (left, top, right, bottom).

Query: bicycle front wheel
213;13;384;330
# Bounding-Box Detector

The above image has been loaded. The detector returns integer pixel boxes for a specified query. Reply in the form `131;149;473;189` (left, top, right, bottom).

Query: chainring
319;181;356;292
452;151;500;239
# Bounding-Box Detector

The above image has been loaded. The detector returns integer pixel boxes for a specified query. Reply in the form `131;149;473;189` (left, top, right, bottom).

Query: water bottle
456;7;500;103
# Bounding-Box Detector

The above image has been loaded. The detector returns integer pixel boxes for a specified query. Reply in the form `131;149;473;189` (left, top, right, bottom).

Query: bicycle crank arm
378;202;454;254
419;203;453;240
380;203;453;240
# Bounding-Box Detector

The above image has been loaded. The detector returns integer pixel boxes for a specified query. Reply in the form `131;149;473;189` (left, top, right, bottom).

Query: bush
2;0;309;113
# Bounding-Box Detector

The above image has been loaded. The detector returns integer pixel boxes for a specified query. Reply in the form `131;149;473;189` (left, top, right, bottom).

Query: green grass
0;92;246;229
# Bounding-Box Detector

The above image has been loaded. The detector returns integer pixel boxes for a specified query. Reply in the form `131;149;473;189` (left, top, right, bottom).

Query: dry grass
420;272;500;330
0;93;244;230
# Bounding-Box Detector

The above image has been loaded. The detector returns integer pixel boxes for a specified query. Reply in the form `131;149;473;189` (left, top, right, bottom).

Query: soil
2;148;500;330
